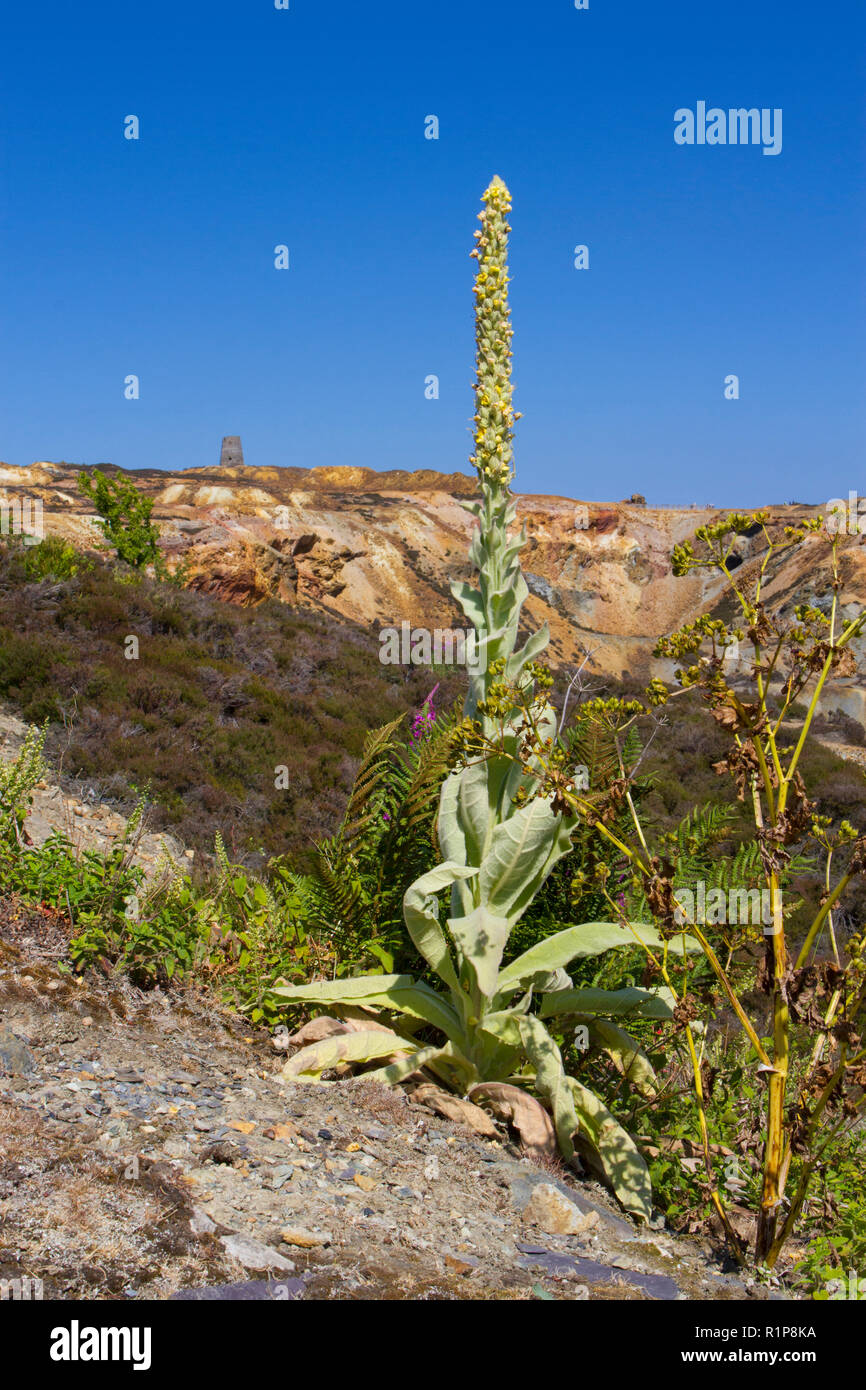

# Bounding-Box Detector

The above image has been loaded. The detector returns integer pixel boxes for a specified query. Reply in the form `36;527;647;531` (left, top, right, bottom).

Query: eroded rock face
2;460;865;710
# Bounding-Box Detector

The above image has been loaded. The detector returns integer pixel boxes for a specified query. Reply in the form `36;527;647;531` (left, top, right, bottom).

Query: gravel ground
0;898;786;1303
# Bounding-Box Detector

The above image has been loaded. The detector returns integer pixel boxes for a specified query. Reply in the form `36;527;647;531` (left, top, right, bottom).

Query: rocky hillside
3;459;866;719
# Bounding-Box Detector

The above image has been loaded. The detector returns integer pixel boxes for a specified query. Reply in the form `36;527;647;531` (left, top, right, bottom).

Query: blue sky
0;1;863;505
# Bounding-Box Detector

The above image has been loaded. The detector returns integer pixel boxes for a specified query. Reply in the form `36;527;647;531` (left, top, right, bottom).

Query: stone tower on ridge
220;436;244;468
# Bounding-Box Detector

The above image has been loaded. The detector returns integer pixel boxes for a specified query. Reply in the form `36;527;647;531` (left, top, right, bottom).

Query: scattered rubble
0;898;778;1302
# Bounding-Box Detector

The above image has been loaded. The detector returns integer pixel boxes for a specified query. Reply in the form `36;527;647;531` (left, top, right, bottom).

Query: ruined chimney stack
220;436;244;468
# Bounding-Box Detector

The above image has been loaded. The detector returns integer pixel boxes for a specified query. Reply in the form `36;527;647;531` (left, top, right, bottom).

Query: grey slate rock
171;1277;307;1301
0;1028;36;1075
515;1243;680;1301
509;1168;635;1239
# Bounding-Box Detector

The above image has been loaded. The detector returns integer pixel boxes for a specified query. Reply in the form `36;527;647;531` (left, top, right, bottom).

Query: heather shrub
0;538;464;861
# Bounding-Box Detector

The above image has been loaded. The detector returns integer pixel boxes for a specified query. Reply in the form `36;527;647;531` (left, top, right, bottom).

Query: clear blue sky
1;1;863;505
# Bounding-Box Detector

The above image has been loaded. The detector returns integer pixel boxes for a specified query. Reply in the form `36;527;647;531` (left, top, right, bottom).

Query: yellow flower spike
469;177;516;490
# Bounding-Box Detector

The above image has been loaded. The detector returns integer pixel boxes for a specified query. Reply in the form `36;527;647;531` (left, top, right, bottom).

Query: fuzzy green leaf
497;922;699;995
281;1028;415;1082
518;1015;579;1159
567;1077;652;1222
478;797;576;926
588;1019;658;1097
362;1042;449;1086
271;974;412;1004
402;863;476;996
539;985;676;1021
446;903;511;1002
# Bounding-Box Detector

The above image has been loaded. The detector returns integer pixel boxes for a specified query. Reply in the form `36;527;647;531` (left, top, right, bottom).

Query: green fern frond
340;713;405;844
310;838;372;942
213;830;231;882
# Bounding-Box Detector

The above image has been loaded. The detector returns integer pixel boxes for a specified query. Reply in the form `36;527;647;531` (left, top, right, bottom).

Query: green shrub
78;468;161;569
0;538;465;860
0;724;49;847
22;535;94;581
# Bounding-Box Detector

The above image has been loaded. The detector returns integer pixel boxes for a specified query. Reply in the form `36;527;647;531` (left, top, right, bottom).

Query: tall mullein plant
271;179;683;1221
462;176;539;711
439;176;572;1000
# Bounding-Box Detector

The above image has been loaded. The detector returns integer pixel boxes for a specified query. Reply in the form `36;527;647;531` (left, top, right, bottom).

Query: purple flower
410;684;440;743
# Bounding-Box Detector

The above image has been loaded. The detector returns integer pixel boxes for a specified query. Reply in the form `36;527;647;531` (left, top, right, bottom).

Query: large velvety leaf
438;761;491;871
438;769;469;868
402;863;476;996
497;922;699;995
478;1009;525;1048
567;1077;652;1223
447;903;511;1003
588;1020;657;1097
362;1042;450;1086
474;1010;525;1084
380;981;463;1041
450;579;486;632
478;797;576;926
438;756;521;879
281;1028;415;1082
271;974;413;1004
539;985;675;1022
517;1015;578;1160
272;970;462;1045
